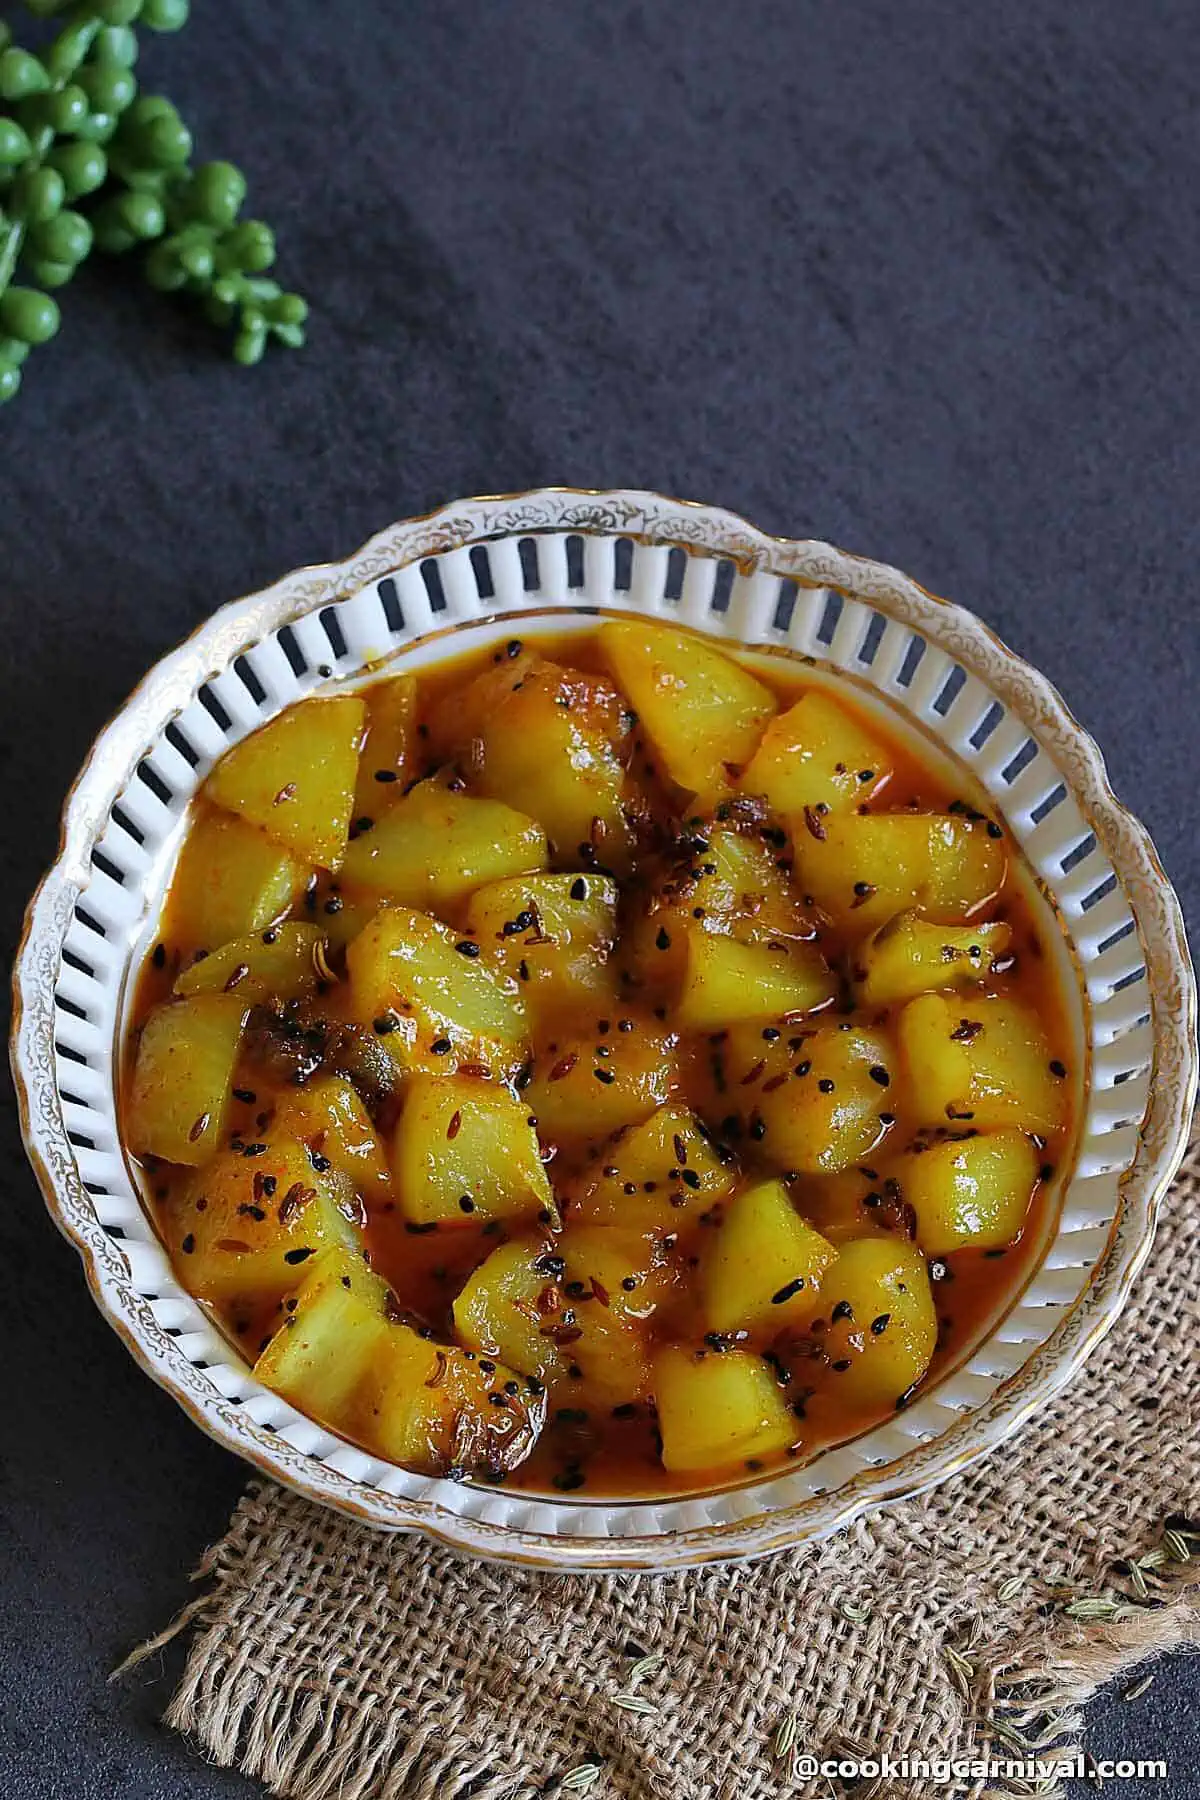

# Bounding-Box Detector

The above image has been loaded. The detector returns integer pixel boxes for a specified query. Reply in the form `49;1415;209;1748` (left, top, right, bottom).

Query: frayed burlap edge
124;1512;1200;1800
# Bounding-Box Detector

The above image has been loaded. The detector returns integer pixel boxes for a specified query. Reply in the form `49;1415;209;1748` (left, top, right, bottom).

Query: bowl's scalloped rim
10;485;1197;1570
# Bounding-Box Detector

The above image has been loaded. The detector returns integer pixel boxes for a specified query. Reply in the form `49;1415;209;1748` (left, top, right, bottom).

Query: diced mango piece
361;1333;545;1476
894;1128;1039;1254
427;649;630;765
740;688;890;816
461;873;619;1020
602;620;777;801
569;1105;738;1231
431;653;636;868
701;1179;836;1334
174;922;327;1005
453;1237;568;1384
271;1075;392;1208
797;813;1006;931
550;1226;681;1409
714;1021;895;1175
165;1137;360;1305
896;993;1068;1135
806;1237;936;1411
169;811;302;950
353;674;418;816
205;695;365;869
524;1011;677;1144
853;912;1012;1008
794;1168;901;1245
626;823;813;989
455;1227;677;1412
653;1345;796;1472
346;903;527;1078
340;783;548;910
392;1074;555;1226
675;927;835;1030
126;994;249;1166
253;1244;392;1423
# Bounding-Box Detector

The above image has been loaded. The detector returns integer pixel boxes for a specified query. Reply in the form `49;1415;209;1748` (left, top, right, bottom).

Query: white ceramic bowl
11;489;1196;1569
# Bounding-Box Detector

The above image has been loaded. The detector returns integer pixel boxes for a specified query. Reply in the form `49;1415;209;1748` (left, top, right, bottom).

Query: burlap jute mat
135;1131;1200;1800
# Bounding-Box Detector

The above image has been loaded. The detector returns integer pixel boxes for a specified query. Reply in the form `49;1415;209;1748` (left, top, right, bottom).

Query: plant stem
0;6;102;293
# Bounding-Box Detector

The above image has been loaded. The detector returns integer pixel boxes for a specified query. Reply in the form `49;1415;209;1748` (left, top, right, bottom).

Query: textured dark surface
1;1;1197;1795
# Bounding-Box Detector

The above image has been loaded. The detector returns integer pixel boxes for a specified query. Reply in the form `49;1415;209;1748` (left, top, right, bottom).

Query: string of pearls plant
0;0;306;403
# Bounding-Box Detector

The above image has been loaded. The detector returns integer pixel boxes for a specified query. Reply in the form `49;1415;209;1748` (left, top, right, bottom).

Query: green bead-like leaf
178;239;214;280
0;362;22;405
0;48;50;101
92;25;139;68
0;286;61;345
272;321;305;350
233;322;267;365
141;0;190;29
114;187;166;239
43;82;90;133
48;140;108;197
10;167;66;224
268;292;308;327
79;64;138;116
0;118;32;166
187;160;247;230
144;240;188;290
74;111;118;144
0;334;31;368
30;207;93;265
94;0;145;26
92;211;137;254
141;112;192;167
26;256;75;289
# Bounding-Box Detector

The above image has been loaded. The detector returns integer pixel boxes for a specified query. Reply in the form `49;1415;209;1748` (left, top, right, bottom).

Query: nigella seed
152;943;167;968
373;1015;397;1034
430;1037;452;1055
283;1247;315;1265
831;1300;853;1323
594;1068;616;1084
455;940;480;958
570;878;587;901
181;1233;195;1254
818;1078;835;1094
459;1195;475;1213
869;1066;890;1087
832;1358;852;1372
655;927;671;951
1049;1059;1067;1078
771;1278;805;1305
871;1313;891;1335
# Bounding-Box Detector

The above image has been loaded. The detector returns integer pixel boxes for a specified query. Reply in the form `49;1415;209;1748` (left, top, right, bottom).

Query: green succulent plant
0;0;306;402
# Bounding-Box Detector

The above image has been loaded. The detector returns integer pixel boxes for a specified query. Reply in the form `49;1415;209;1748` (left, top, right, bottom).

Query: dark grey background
1;1;1196;1795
